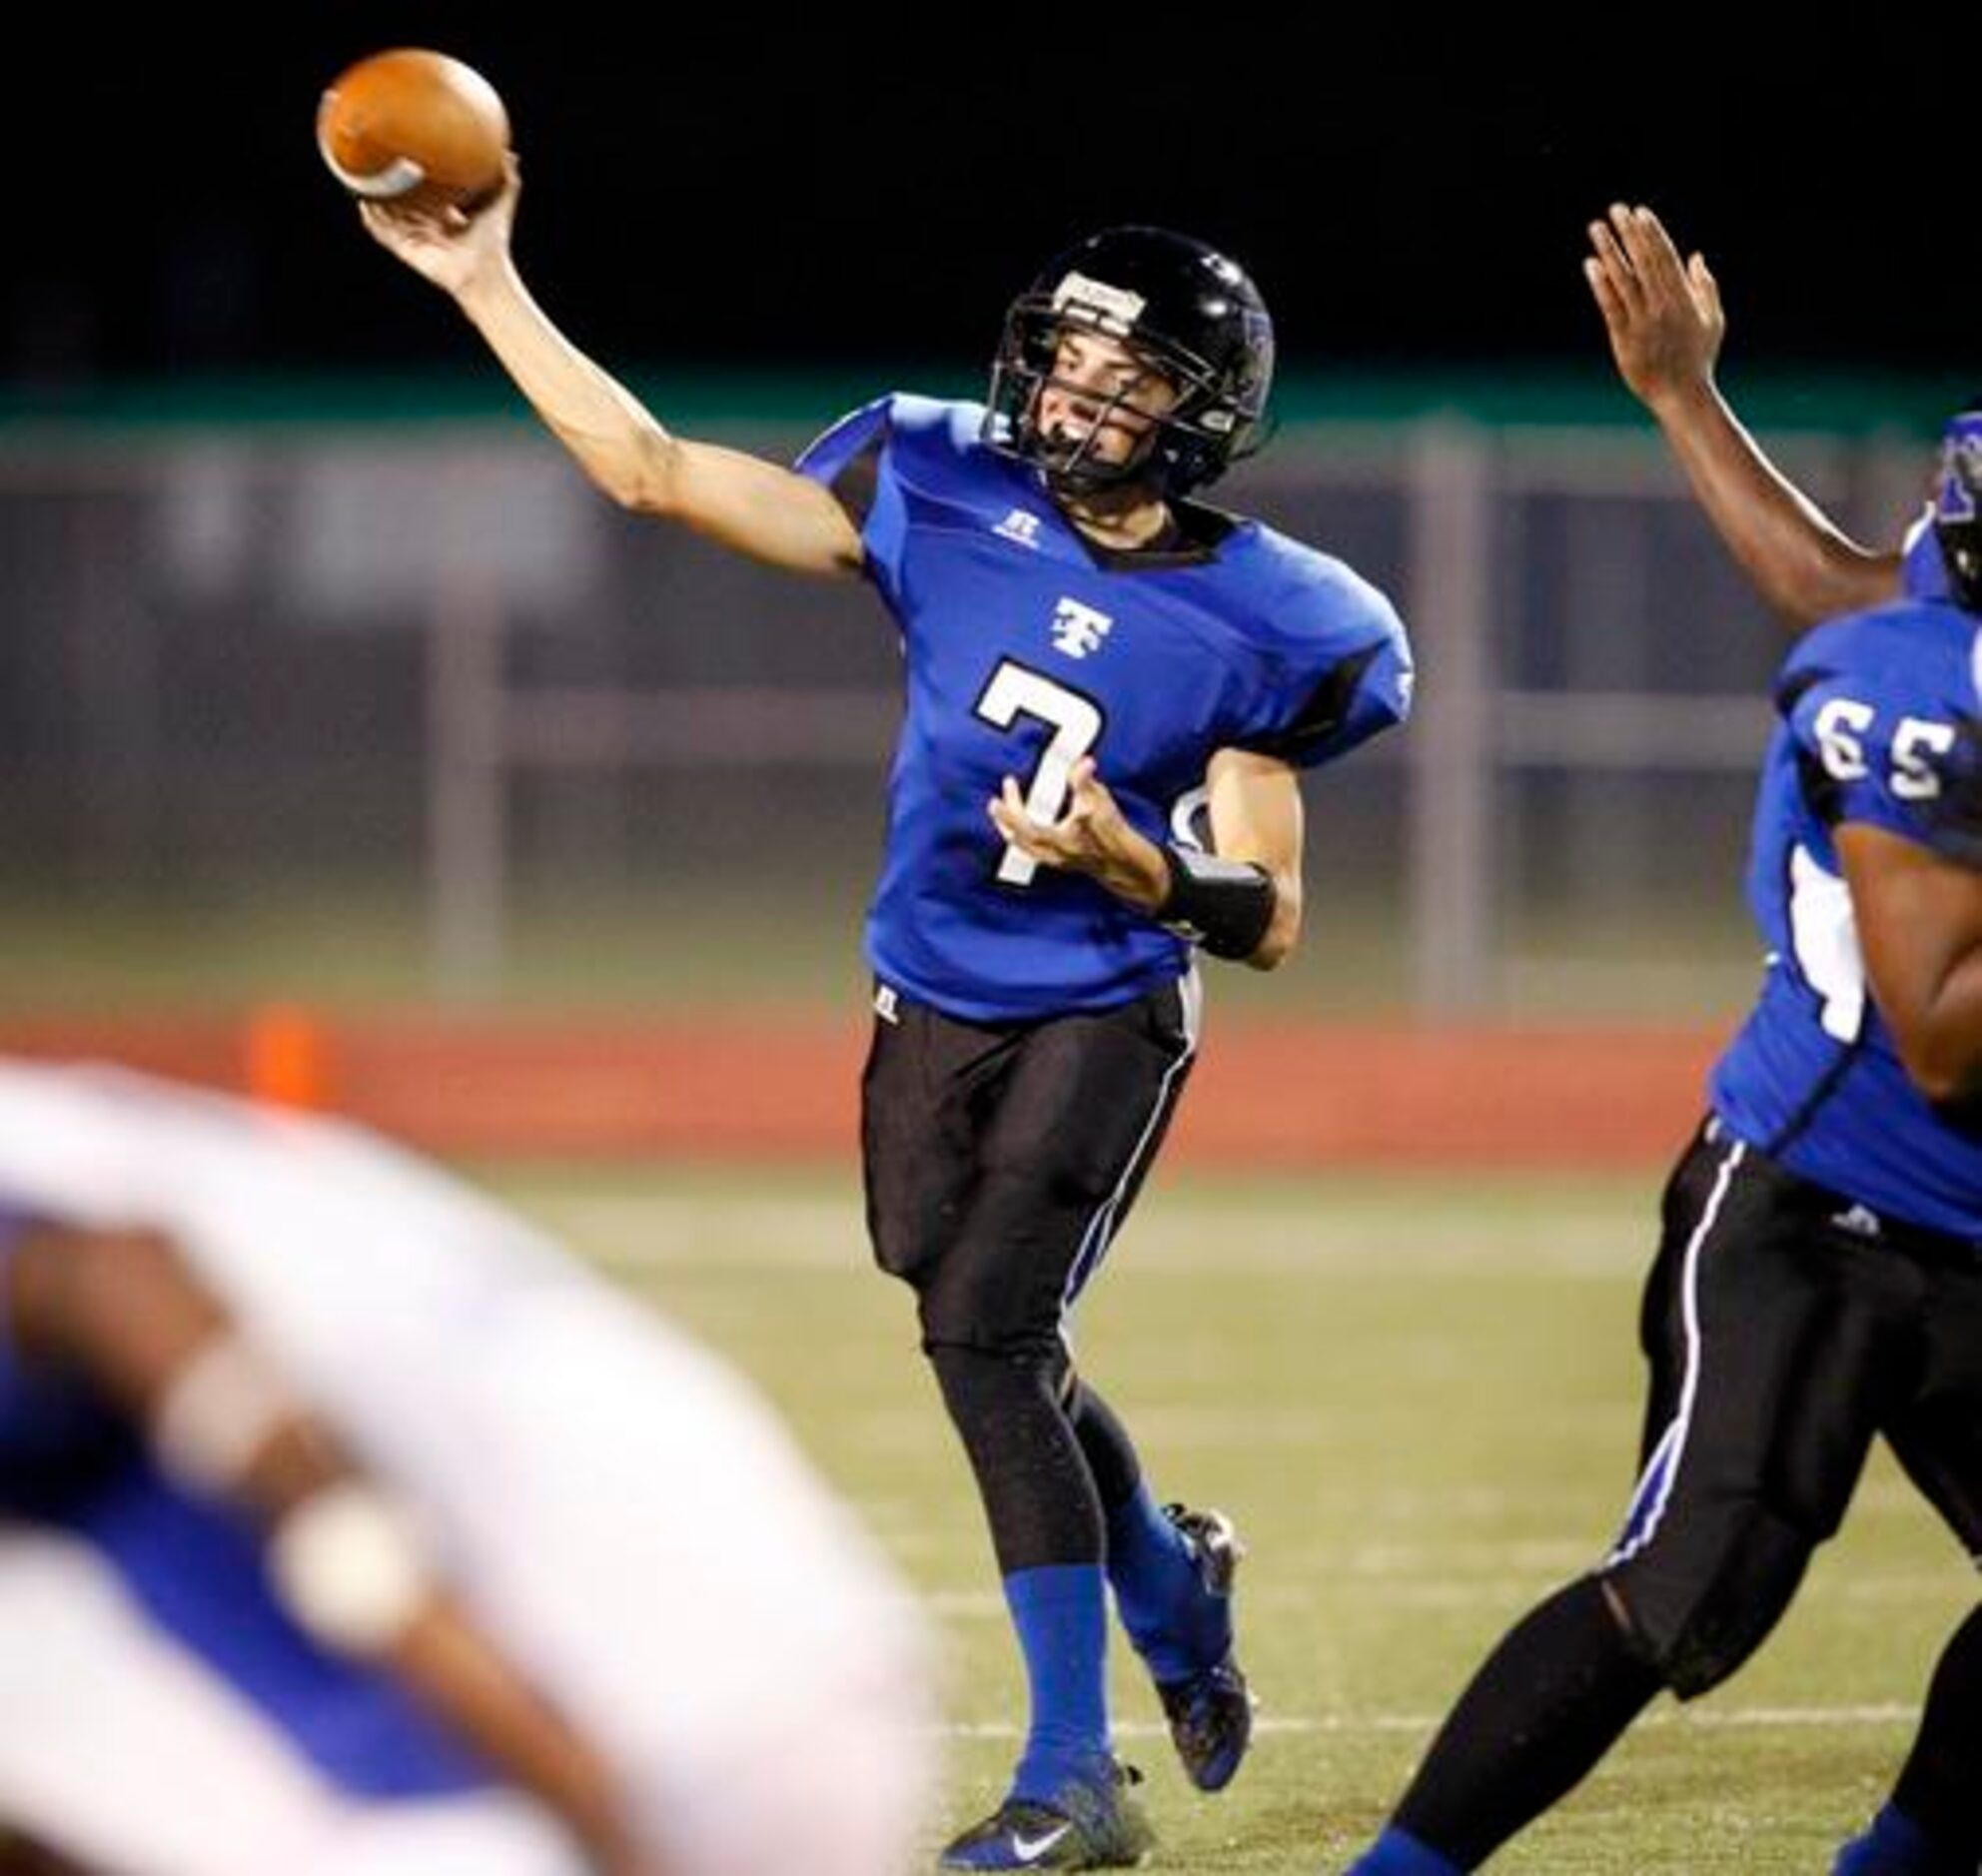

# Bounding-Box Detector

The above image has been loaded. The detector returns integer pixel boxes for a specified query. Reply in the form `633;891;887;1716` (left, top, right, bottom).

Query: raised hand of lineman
1584;202;1725;414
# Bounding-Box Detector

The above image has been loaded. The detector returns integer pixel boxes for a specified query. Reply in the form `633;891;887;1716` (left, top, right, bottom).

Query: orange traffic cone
243;1004;333;1111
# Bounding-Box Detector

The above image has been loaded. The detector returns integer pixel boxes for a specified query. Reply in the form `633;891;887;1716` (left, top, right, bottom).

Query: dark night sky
1;21;1967;391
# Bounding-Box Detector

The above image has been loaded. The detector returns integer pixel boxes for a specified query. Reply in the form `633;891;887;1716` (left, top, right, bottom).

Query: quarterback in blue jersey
1345;206;1982;1876
359;176;1412;1871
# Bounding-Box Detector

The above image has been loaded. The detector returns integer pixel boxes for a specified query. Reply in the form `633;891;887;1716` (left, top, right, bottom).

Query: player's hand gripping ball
317;50;509;217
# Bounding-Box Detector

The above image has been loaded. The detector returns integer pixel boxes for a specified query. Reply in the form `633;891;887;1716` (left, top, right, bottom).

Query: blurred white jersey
0;1059;934;1876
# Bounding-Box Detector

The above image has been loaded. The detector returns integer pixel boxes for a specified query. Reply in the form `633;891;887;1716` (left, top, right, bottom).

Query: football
317;49;509;216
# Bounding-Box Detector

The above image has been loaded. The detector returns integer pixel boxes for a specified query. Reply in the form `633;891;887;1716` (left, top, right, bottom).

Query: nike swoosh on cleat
1010;1823;1073;1863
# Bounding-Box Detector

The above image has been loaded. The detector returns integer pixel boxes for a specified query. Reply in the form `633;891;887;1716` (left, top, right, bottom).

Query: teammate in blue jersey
358;170;1411;1870
1342;206;1982;1876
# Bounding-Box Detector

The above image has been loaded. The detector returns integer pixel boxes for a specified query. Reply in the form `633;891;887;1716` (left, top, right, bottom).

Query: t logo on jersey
1050;597;1113;660
995;509;1043;548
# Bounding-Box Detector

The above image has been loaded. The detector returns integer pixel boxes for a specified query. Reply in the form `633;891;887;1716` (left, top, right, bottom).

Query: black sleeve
1233;641;1383;765
826;430;887;529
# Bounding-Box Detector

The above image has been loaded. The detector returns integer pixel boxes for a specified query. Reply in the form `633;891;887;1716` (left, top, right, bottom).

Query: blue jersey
1712;525;1982;1237
796;395;1413;1020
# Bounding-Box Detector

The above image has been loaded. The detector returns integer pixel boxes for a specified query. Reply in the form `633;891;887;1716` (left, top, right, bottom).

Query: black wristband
1157;843;1276;961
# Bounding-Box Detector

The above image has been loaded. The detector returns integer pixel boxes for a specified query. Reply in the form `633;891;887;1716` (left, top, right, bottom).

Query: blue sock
1003;1564;1111;1803
1833;1804;1947;1874
1345;1825;1468;1876
1106;1484;1230;1682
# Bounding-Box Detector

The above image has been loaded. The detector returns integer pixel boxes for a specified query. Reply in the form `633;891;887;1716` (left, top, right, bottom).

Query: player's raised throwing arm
1585;203;1900;629
358;166;863;579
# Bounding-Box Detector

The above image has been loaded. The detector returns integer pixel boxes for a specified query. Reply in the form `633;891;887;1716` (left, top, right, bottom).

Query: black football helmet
983;226;1274;499
1934;402;1982;611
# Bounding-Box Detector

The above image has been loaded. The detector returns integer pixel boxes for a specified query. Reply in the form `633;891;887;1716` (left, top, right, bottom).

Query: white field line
922;1580;1604;1617
554;1193;1648;1279
939;1703;1920;1742
924;1579;1968;1619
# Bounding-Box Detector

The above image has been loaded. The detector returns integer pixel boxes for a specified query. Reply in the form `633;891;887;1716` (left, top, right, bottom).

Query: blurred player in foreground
1342;206;1982;1875
0;1057;932;1876
356;162;1411;1871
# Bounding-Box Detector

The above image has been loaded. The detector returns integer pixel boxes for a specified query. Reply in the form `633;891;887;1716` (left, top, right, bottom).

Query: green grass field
487;1163;1971;1874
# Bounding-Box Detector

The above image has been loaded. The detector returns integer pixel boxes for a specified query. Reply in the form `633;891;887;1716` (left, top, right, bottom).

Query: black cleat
937;1761;1153;1870
1154;1504;1255;1792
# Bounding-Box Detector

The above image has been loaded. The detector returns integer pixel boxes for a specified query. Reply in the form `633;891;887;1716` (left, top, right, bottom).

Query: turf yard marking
549;1189;1652;1278
940;1703;1920;1741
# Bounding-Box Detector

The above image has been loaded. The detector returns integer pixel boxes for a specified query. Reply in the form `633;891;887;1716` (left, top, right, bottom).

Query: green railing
0;366;1968;437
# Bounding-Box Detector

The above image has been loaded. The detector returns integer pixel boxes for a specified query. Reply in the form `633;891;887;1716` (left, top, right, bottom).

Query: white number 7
974;659;1104;885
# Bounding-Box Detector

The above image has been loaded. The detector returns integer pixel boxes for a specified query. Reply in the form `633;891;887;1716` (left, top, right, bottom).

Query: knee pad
1606;1502;1816;1698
